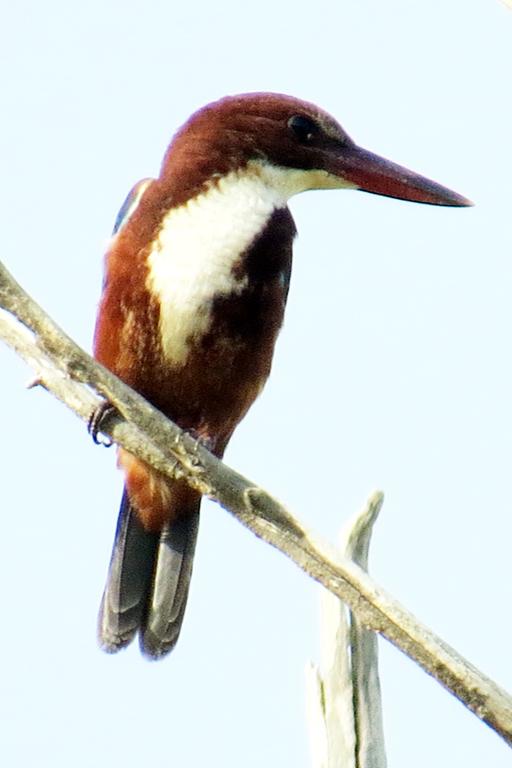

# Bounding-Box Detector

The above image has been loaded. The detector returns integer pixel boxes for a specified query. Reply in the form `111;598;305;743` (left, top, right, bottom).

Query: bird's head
161;92;471;207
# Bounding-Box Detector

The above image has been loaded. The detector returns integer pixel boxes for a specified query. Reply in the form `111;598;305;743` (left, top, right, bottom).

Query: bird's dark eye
288;115;319;143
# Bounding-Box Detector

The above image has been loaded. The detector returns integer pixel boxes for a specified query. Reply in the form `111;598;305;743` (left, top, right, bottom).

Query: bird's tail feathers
140;509;199;657
98;488;200;658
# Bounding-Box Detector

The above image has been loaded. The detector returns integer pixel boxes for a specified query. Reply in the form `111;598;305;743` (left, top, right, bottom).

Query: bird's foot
88;400;117;446
181;430;215;467
189;430;215;452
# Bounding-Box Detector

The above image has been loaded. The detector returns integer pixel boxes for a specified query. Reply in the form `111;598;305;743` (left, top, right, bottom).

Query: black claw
88;401;116;447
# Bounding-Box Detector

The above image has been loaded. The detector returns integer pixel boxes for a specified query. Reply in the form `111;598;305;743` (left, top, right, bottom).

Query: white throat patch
147;161;327;366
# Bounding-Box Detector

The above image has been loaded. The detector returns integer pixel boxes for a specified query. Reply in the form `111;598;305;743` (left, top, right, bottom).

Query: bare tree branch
1;259;511;747
307;492;387;768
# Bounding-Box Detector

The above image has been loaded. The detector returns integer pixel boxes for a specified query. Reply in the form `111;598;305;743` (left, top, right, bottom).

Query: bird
93;92;471;659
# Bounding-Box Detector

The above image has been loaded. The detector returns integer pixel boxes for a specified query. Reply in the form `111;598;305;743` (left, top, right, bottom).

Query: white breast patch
146;163;303;366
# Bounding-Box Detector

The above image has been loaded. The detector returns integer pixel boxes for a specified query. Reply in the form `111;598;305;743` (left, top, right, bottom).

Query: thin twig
1;259;511;746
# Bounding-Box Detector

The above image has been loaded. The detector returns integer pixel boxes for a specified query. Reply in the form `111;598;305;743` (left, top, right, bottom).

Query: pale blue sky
1;1;511;766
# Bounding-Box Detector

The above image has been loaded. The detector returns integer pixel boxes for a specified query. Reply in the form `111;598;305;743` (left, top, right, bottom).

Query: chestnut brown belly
144;277;287;455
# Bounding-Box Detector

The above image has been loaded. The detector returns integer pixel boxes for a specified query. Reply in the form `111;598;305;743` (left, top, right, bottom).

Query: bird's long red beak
328;143;472;207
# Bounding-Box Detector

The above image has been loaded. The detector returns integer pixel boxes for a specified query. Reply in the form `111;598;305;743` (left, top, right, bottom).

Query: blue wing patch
279;261;292;302
112;178;153;235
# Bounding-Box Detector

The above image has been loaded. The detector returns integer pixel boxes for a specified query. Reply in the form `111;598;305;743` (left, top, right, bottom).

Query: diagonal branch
1;259;511;746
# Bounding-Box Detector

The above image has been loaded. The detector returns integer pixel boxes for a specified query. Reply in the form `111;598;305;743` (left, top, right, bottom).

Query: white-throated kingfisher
94;92;471;659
